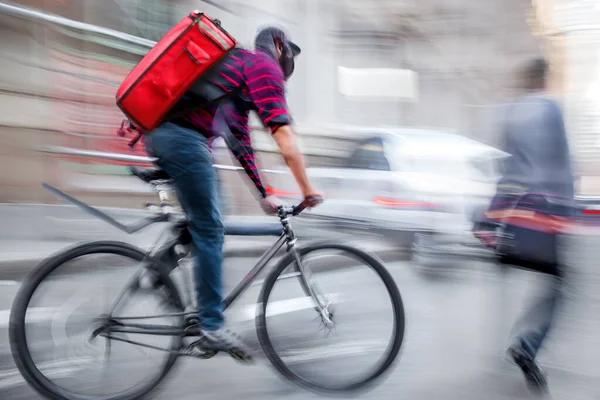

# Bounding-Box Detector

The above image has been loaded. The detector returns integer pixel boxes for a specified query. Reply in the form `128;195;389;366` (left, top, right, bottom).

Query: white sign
337;66;418;101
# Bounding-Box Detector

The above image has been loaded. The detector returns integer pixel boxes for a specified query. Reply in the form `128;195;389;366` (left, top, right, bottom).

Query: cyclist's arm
244;57;317;197
228;133;269;199
272;125;317;197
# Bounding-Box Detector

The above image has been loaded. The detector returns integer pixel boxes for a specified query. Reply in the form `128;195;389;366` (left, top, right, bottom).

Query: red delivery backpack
116;11;237;133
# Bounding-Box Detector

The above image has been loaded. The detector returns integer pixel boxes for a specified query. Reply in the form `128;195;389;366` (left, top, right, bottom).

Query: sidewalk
0;204;406;280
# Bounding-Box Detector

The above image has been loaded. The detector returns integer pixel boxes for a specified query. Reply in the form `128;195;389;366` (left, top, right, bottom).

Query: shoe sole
179;344;252;363
198;340;253;364
228;349;254;364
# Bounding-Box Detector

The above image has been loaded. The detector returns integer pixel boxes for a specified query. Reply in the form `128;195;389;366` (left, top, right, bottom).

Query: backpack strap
164;84;243;122
127;85;243;148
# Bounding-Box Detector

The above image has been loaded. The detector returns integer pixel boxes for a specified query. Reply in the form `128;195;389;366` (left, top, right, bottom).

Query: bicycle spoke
101;337;111;397
107;269;144;317
104;336;112;359
102;274;112;377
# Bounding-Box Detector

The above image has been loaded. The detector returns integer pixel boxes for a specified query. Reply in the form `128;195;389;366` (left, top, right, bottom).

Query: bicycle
9;166;405;399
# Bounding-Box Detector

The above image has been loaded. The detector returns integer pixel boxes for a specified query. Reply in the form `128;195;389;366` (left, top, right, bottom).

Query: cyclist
143;26;322;360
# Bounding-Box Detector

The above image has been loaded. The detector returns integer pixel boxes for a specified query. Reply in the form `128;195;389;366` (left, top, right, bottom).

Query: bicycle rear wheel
256;243;405;394
9;241;184;400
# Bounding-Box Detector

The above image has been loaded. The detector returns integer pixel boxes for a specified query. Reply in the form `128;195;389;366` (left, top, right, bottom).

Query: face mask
279;42;295;80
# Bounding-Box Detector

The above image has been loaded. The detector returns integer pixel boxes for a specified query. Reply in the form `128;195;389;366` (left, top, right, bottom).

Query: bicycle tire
256;243;405;394
9;241;184;400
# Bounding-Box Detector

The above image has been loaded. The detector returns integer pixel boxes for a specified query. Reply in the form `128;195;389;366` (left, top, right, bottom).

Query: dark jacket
474;92;575;232
497;92;574;199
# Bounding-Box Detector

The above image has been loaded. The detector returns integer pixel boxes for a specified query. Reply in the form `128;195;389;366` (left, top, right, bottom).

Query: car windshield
345;137;391;171
385;135;500;180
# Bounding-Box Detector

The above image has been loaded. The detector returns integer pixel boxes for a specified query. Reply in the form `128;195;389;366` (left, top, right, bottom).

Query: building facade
3;0;577;208
530;0;600;193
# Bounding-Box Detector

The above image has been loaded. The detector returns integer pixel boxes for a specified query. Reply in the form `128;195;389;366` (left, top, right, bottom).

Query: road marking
0;251;52;262
0;358;95;390
231;293;342;322
278;339;388;364
2;293;342;327
0;307;58;327
0;280;18;286
46;216;99;223
51;288;89;349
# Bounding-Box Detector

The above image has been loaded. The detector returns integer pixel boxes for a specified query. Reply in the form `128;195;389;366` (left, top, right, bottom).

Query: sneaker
180;339;218;359
507;345;548;394
201;328;253;363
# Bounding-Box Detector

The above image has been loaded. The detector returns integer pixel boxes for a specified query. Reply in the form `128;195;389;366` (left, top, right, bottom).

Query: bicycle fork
280;211;334;329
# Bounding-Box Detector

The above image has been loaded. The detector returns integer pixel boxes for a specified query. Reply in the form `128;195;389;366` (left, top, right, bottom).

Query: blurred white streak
0;54;121;87
38;145;286;174
553;1;600;32
0;307;57;326
0;1;155;48
233;293;342;322
337;66;418;101
586;80;599;101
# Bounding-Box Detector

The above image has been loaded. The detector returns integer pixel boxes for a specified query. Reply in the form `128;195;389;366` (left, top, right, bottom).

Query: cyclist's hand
303;192;324;208
260;195;285;215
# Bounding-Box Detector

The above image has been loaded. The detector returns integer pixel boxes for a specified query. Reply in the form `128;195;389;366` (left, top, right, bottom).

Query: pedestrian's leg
508;268;562;393
512;271;562;358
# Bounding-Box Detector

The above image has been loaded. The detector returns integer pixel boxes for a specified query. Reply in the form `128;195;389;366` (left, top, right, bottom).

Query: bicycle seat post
151;180;174;214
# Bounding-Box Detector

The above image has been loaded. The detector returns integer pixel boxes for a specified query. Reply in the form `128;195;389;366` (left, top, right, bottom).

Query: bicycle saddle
129;166;171;183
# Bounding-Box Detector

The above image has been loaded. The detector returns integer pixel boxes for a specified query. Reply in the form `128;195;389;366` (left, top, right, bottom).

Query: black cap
289;41;301;56
255;26;300;57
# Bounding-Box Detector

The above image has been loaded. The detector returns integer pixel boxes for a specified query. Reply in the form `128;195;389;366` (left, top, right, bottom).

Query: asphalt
2;204;600;399
0;241;599;400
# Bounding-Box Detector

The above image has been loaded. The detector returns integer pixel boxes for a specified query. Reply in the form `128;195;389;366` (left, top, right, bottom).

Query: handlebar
279;195;324;218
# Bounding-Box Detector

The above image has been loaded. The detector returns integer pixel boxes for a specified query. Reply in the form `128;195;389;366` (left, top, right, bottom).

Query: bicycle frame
43;183;324;348
103;233;289;339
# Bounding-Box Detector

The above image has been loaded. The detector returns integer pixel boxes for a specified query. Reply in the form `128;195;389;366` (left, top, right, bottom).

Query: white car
270;128;508;261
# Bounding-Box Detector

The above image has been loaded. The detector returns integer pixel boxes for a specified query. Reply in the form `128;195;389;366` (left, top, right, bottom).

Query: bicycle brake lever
293;196;324;216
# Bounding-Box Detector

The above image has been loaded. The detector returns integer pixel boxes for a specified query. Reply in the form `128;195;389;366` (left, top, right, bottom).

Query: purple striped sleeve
229;128;268;198
244;55;292;134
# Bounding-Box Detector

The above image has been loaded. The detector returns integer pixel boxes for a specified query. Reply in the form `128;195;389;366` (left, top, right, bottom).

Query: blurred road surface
0;233;599;400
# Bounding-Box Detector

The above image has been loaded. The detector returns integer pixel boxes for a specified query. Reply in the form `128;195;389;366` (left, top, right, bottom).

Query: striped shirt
171;49;292;198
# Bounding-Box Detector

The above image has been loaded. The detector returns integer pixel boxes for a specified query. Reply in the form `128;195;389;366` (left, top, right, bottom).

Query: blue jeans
512;273;563;359
511;202;574;359
145;123;224;331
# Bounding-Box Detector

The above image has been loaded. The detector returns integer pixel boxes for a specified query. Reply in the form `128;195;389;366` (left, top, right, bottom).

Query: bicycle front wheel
9;241;184;400
256;243;405;394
